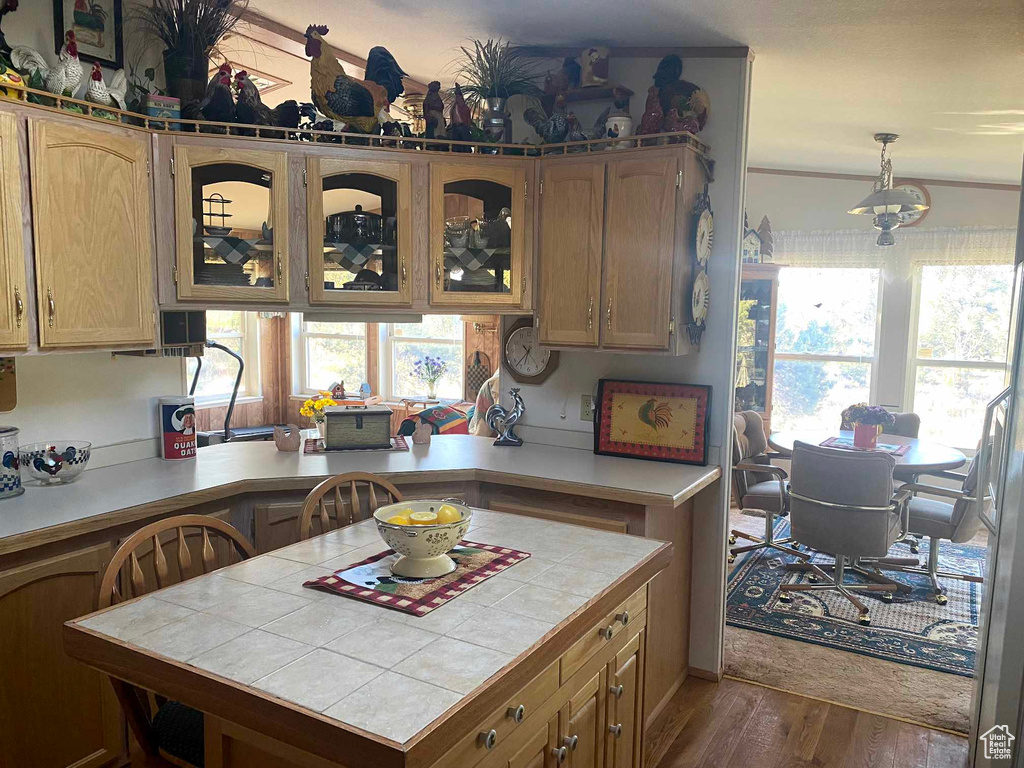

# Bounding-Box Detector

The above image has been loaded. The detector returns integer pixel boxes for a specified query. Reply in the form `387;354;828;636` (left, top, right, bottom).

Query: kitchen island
65;512;672;768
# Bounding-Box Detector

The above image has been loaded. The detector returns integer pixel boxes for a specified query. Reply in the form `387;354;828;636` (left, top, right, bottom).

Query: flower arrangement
412;356;449;399
842;403;895;427
299;391;336;424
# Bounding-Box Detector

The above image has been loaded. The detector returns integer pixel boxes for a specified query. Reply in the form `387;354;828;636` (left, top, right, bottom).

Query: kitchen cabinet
735;263;782;434
561;667;608;768
430;161;530;310
509;713;559;768
173;143;290;303
605;630;645;768
0;112;28;348
306;155;413;306
29;118;155;348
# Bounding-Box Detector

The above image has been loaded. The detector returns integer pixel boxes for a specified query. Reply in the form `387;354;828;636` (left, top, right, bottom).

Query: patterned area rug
727;519;985;676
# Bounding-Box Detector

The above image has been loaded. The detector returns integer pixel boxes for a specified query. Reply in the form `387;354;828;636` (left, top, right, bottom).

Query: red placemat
302;541;530;616
303;435;409;454
820;436;911;456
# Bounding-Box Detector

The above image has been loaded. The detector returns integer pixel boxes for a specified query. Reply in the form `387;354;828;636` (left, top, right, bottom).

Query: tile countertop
69;511;668;748
0;435;720;552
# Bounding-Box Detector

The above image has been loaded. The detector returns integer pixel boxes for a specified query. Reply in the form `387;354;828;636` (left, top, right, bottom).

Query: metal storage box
324;405;393;450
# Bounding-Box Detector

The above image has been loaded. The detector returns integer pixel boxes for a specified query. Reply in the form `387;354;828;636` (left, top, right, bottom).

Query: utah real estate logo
980;725;1015;760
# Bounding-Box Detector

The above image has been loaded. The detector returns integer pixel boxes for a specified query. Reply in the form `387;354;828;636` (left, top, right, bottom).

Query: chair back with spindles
298;472;403;540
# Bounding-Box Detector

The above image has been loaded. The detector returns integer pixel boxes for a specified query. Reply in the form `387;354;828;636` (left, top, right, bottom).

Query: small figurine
652;54;709;134
448;82;473;149
84;62;127;110
423;80;446;139
330;382;345;399
561;57;582;89
565;105;610;148
0;0;18;60
12;30;84;97
579;46;609;88
523;94;568;144
273;424;302;452
637;86;663;135
411;422;432;445
486;388;525;447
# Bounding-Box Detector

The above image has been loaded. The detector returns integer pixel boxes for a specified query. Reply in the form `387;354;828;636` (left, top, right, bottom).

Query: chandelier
848;133;929;247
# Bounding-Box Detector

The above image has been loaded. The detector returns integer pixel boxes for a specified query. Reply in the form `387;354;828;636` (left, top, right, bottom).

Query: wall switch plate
580;395;595;421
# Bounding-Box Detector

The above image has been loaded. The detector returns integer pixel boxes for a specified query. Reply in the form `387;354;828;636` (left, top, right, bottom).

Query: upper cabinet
29;119;154;348
0;113;28;349
173;144;289;303
307;156;413;306
430;161;529;310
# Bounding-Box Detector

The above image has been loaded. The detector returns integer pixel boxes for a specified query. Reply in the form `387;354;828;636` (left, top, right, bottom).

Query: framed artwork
54;0;123;69
594;379;711;466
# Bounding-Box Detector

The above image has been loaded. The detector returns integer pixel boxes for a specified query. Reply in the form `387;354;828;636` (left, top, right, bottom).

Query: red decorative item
852;422;880;449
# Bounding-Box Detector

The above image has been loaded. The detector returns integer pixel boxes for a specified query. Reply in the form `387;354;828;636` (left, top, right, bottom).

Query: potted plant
843;404;895;449
412;356;449;400
299;391;337;439
133;0;247;105
451;39;541;143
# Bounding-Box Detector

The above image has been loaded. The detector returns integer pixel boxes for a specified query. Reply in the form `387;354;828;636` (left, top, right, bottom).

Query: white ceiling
248;0;1024;183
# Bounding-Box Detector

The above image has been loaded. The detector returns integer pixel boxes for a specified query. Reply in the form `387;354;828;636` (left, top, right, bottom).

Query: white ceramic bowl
372;499;472;578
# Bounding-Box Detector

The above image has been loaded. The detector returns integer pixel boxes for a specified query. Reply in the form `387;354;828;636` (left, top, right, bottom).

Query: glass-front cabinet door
173;144;289;302
734;264;781;432
306;156;412;306
430;162;526;308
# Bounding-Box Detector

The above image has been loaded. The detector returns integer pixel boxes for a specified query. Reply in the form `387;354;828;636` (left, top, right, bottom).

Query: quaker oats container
0;426;22;498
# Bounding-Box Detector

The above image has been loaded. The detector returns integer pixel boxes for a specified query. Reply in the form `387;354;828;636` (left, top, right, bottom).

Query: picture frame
53;0;124;70
594;379;711;466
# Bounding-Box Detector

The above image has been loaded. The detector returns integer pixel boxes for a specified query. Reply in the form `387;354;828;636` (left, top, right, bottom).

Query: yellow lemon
386;514;411;526
409;510;439;526
435;505;462;525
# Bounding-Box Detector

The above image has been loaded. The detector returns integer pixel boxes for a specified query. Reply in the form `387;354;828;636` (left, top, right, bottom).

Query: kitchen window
297;317;372;395
186;311;261;403
381;316;465;401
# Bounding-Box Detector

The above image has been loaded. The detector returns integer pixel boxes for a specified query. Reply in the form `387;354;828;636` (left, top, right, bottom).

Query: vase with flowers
412;356;449;400
843;404;895;449
299;391;337;439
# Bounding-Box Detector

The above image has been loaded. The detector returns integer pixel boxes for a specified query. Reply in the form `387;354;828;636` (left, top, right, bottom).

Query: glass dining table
768;429;967;474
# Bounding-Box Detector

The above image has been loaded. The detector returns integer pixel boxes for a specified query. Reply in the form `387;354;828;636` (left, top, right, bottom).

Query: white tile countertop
0;435;720;554
69;510;668;747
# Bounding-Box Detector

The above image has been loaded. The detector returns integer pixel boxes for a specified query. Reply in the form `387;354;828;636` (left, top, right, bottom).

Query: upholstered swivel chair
782;441;912;625
729;411;807;563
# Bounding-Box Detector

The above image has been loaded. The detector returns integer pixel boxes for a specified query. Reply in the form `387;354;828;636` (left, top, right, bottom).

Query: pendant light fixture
848;133;929;246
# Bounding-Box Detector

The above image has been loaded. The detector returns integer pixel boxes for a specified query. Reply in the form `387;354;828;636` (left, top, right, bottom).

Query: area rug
727;519;984;676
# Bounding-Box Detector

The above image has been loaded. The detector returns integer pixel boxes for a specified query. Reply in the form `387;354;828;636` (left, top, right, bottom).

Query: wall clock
502;318;559;385
894;181;930;227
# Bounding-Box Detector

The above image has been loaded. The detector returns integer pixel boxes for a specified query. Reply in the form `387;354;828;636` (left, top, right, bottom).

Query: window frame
294;315;376;396
380;319;466;402
186;311;262;405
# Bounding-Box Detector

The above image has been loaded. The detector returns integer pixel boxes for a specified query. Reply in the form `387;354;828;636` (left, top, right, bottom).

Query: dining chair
97;514;257;768
298;471;404;540
782;441;912;625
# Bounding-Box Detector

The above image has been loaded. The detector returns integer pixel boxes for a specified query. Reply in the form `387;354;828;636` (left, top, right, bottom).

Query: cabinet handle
606;298;612;330
277;258;283;282
599;624;615;640
47;288;55;328
610;684;625;699
563;735;579;752
478;729;497;750
435;263;441;289
616;610;630;626
587;296;594;330
401;256;408;286
609;724;623;738
552;746;568;764
507;704;525;724
14;287;23;328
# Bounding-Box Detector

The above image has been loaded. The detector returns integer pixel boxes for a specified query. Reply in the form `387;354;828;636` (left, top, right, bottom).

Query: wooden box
324;405;393;450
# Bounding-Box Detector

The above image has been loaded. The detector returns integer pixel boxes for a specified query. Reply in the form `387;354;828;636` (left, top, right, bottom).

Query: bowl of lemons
372;498;473;578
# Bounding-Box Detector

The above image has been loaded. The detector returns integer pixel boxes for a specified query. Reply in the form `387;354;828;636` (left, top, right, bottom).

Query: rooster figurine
565;105;610;146
523;95;569;144
448;82;473;149
200;67;236;126
637;86;663;135
0;0;18;61
12;30;83;97
84;61;126;110
234;70;300;134
423;80;446;139
652;54;709;134
304;25;408;134
485;388;525;447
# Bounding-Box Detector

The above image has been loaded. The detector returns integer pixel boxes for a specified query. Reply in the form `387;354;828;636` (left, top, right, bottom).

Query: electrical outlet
580;395;595;421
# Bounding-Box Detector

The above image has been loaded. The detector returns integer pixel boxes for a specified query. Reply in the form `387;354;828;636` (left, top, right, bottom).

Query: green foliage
450;39;542;111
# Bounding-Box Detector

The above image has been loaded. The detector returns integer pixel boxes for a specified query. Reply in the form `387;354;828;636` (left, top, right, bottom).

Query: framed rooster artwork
594;379;711;466
53;0;123;69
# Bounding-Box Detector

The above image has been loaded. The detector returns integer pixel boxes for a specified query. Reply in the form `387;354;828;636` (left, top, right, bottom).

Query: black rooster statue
0;0;17;61
485;388;525;447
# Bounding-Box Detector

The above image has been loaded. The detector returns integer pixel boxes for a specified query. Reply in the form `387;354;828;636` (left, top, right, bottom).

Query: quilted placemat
819;436;911;456
302;541;530;616
303;435;409;454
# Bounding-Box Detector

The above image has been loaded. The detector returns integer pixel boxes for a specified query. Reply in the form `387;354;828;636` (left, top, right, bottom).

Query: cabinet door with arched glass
173;144;289;302
430;162;527;308
307;156;412;306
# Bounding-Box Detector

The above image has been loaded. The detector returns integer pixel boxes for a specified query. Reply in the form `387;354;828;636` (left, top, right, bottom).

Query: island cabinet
536;147;705;355
0;112;28;349
29;118;155;348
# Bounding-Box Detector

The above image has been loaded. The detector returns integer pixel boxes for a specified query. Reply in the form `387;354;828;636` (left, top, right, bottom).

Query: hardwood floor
647;677;969;768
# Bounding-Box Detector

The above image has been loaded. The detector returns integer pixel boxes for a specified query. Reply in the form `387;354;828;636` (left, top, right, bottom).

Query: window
297;318;369;395
185;311;261;402
382;316;464;400
907;263;1013;449
772;268;881;432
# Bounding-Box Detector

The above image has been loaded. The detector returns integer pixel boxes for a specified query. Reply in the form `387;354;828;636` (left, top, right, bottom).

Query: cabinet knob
563;735;579;752
47;288;55;328
14;287;22;329
478;729;497;750
552;746;568;764
507;704;525;724
610;684;625;699
615;610;630;626
609;723;623;738
598;624;615;640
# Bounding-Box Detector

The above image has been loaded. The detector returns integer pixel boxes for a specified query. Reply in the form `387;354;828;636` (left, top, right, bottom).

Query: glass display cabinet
430;162;526;308
735;263;781;433
173;145;289;302
306;157;412;306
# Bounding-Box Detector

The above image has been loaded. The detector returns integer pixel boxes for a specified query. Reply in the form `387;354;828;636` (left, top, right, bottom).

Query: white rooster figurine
11;30;84;97
84;62;126;110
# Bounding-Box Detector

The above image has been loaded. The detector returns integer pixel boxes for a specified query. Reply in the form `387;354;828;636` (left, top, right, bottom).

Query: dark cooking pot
326;204;383;245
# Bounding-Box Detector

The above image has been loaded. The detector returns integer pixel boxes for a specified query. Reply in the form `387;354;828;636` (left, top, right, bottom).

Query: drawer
433;660;559;768
561;587;647;683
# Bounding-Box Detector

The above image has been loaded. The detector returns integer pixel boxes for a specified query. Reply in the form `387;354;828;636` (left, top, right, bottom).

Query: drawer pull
563;735;579;752
598;624;615;640
552;746;568;764
478;729;497;750
609;724;623;738
507;704;525;724
616;610;630;626
14;287;22;328
610;684;625;699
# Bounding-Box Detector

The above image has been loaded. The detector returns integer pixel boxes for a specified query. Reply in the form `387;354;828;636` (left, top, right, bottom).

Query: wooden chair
97;515;256;768
298;472;404;540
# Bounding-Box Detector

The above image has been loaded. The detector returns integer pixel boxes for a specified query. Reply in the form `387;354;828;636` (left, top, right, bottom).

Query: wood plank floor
647;677;969;768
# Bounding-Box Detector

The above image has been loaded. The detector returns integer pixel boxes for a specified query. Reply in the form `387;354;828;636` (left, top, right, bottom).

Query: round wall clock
894;181;930;227
502;318;559;385
691;270;710;326
695;208;714;267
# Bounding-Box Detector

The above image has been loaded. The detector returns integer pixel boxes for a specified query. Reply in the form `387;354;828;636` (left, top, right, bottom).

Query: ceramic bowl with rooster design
372;499;472;578
19;441;92;485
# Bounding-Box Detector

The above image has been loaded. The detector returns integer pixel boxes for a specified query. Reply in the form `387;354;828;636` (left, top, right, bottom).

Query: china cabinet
306;155;413;306
0;112;28;349
734;263;781;433
173;144;290;302
30;119;155;348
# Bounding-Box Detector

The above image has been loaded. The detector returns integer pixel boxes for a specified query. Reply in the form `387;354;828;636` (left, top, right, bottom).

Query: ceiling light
848;133;929;246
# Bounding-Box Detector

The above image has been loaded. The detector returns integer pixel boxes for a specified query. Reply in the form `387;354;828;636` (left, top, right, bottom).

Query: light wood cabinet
29;119;155;348
561;667;607;768
605;630;645;768
0;112;28;348
509;713;558;768
173;143;289;303
0;542;124;768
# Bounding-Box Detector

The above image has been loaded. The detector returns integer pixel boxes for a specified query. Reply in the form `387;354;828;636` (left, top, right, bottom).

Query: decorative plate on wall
691;270;710;327
695;206;714;267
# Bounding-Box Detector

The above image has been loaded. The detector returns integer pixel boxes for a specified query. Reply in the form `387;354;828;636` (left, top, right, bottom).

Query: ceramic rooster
12;30;84;97
652;54;709;133
234;70;300;131
84;61;126;110
448;83;473;148
523;95;568;144
304;25;408;134
565;105;610;145
637;86;663;135
0;0;18;60
200;67;236;125
423;80;446;139
486;388;525;447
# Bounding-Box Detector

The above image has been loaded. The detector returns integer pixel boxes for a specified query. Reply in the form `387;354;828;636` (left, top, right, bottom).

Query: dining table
768;429;967;475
